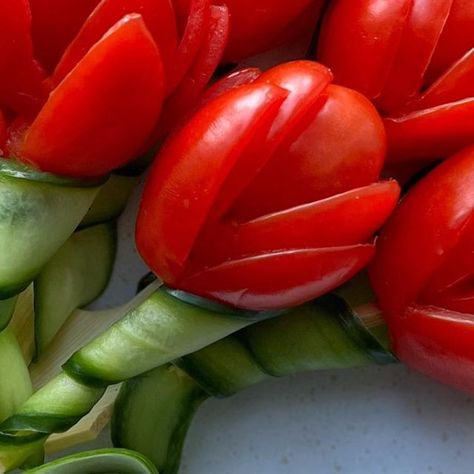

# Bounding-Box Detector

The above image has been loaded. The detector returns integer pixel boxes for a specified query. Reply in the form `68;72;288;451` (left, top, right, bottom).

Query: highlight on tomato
136;60;401;311
318;0;474;166
221;0;326;63
0;0;228;178
370;145;474;393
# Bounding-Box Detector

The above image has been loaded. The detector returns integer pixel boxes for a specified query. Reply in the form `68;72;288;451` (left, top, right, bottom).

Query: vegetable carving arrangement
0;0;471;472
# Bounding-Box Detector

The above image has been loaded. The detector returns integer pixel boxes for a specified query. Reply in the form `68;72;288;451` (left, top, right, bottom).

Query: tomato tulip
0;0;228;178
370;145;474;393
137;61;400;311
318;0;474;165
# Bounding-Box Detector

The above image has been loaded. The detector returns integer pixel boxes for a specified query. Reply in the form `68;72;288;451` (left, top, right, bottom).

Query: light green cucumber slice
0;297;18;332
242;302;373;377
81;175;139;228
0;165;100;298
64;288;254;386
0;328;32;423
34;223;117;356
26;448;158;473
112;365;206;474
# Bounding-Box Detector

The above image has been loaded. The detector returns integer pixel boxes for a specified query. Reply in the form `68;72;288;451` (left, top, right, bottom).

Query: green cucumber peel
0;165;101;298
34;222;117;356
318;294;397;365
63;287;261;387
0;284;266;470
25;448;158;473
164;287;286;321
112;366;206;474
0;328;32;424
0;298;18;332
80;174;139;228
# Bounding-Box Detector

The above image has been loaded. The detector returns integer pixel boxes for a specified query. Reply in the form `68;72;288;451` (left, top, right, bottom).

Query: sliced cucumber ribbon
0;161;101;299
113;285;396;474
25;448;158;473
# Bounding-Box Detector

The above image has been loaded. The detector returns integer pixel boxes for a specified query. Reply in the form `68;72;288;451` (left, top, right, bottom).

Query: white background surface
80;179;474;474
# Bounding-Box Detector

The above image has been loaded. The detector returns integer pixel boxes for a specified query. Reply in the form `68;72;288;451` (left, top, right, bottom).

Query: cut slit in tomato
135;83;288;283
153;4;230;139
20;14;165;178
167;0;211;93
385;98;474;163
29;0;100;72
51;0;178;87
177;244;376;311
199;68;262;106
232;84;386;220
0;0;48;117
376;0;453;114
421;214;474;313
425;0;474;85
318;0;412;99
406;48;474;111
193;181;400;266
208;61;333;221
370;146;474;315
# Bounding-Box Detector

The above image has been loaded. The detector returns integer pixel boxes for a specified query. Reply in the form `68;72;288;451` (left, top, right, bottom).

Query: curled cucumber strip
25;448;158;473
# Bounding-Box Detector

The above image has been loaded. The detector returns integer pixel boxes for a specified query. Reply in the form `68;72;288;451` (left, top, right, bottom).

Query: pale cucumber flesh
0;174;99;297
112;366;205;474
34;222;116;356
81;175;138;228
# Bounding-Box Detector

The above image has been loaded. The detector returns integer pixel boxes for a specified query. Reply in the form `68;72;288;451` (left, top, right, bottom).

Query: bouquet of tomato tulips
0;0;472;472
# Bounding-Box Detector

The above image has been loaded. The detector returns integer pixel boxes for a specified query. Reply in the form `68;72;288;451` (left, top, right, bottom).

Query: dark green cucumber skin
180;295;394;396
112;366;206;474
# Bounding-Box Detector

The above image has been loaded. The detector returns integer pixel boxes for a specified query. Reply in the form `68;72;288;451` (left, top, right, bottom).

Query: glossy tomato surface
137;61;399;310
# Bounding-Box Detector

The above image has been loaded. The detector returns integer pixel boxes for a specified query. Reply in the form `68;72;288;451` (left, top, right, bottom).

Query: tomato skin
137;61;397;310
20;15;165;178
29;0;100;72
136;82;288;283
177;244;376;311
318;0;411;100
390;305;474;394
232;84;387;219
426;0;474;83
152;4;230;138
385;99;474;164
51;0;178;87
371;146;474;315
193;181;400;266
370;146;474;392
318;0;474;167
222;0;325;63
0;0;224;178
0;0;48;117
